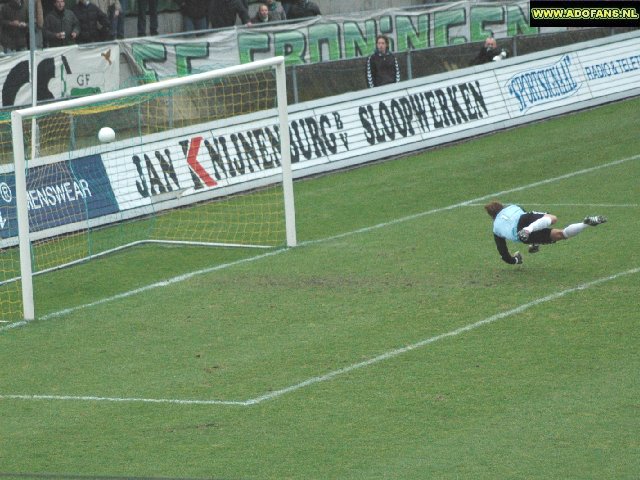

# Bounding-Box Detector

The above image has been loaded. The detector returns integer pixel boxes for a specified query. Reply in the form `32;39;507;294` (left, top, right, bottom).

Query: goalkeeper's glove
513;251;523;264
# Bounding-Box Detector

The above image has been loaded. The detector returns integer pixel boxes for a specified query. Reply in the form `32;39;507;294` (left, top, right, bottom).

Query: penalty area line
0;393;252;406
463;203;640;208
244;266;639;405
1;267;637;407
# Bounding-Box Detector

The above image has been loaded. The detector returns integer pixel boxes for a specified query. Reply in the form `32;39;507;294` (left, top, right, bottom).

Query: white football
98;127;116;143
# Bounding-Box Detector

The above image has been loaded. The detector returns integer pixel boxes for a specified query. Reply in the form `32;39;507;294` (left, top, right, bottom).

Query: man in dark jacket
279;0;294;16
287;0;319;19
137;0;157;36
180;0;207;31
472;36;507;65
209;0;250;28
72;0;110;43
0;0;29;53
43;0;79;47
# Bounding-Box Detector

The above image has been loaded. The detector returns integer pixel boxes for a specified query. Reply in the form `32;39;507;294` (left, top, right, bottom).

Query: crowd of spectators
208;0;319;28
0;0;319;51
72;0;110;42
43;0;79;46
0;0;321;53
0;0;33;52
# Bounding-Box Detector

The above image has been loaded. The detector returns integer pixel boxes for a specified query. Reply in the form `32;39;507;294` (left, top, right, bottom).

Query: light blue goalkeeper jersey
493;204;525;242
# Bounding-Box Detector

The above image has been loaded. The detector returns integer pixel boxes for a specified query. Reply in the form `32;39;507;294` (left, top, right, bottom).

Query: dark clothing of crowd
366;50;400;88
137;0;157;35
0;0;29;52
43;6;80;47
472;39;506;65
287;0;320;19
209;0;250;28
180;0;208;24
72;0;110;42
5;0;320;50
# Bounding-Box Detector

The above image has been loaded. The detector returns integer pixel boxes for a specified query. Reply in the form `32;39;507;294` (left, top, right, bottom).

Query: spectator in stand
115;0;126;38
264;0;285;21
279;0;294;17
43;0;79;47
250;3;270;23
72;0;111;43
94;0;124;39
113;0;126;38
180;0;207;31
137;0;158;36
42;0;55;17
209;0;250;28
366;34;400;88
0;0;29;53
31;0;45;47
287;0;320;19
19;0;45;47
472;36;507;65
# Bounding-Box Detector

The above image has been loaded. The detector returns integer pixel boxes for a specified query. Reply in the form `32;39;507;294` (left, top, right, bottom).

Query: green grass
1;97;639;479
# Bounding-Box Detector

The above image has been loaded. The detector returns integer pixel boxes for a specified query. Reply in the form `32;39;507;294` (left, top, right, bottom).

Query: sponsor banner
496;35;640;115
0;44;120;108
530;1;640;28
97;72;504;214
96;72;504;216
101;118;288;212
318;74;507;161
0;155;119;239
106;33;640;218
497;53;589;116
0;180;13;237
575;37;640;98
4;32;637;243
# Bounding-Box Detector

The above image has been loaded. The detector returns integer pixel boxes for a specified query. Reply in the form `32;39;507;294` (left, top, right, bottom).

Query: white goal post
7;56;296;321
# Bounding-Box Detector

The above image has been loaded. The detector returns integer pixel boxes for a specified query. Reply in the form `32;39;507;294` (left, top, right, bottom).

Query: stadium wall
285;29;640;176
0;31;638;245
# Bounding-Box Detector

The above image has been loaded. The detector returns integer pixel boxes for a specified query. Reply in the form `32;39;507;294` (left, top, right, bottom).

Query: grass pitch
0;97;639;479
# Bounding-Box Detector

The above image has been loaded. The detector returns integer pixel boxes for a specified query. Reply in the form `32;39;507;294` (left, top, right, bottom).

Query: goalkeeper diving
484;201;607;265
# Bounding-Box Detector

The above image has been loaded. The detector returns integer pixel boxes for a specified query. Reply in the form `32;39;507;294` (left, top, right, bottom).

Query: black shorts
517;212;554;244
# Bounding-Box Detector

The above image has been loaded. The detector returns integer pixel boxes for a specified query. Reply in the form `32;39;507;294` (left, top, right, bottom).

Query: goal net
2;56;295;322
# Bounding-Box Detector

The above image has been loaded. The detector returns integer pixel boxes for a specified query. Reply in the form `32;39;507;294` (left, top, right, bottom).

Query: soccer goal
2;56;295;322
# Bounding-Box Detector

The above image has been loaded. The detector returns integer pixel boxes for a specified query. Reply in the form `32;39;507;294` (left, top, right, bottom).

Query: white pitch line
0;248;288;333
1;153;638;335
299;154;640;247
245;266;640;405
1;267;637;406
463;203;639;208
0;393;251;406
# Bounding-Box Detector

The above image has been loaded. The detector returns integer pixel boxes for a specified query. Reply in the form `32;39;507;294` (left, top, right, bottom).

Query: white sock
563;222;587;239
524;216;552;233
